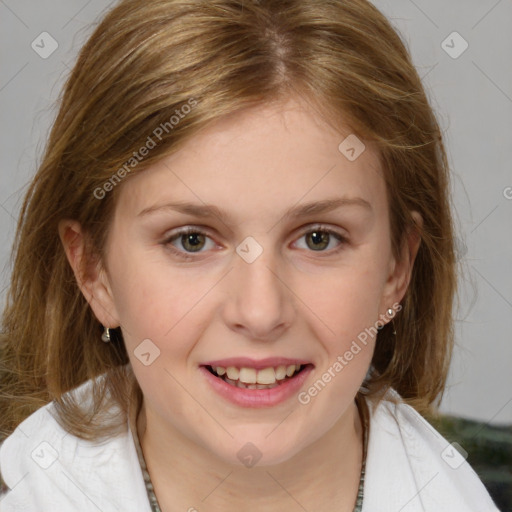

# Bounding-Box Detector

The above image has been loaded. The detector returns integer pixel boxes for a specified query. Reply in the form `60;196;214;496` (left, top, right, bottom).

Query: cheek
106;247;172;334
107;248;219;350
297;266;381;409
300;257;387;339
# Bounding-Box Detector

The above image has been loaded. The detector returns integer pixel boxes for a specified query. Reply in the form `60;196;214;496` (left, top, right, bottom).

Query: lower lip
199;365;314;408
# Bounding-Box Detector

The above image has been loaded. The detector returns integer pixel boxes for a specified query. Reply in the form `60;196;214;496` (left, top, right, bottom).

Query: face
65;95;418;466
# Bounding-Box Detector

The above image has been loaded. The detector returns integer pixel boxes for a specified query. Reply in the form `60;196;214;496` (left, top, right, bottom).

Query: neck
136;399;365;512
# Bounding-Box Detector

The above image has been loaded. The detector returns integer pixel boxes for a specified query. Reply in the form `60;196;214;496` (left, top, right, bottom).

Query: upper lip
201;357;313;370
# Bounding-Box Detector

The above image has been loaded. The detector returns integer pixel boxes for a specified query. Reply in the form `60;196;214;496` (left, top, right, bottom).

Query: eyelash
161;225;348;262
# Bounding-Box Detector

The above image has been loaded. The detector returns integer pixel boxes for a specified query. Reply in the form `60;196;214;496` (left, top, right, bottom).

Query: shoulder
362;388;501;512
0;377;150;512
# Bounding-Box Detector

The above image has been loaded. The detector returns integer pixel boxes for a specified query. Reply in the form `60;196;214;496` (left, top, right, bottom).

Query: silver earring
101;326;111;343
386;308;397;335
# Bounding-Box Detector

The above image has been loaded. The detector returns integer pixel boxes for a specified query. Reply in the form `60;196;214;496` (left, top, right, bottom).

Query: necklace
130;393;368;512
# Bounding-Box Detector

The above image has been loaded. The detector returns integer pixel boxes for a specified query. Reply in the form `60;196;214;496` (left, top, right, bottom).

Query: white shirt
0;378;501;511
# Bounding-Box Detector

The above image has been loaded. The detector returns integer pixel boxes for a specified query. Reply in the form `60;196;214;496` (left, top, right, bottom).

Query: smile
206;364;305;389
199;361;314;408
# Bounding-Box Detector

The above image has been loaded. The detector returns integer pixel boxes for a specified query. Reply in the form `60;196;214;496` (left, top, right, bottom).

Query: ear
58;219;120;328
379;211;423;315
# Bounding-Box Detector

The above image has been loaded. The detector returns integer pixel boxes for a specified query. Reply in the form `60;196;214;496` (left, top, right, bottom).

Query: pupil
308;230;328;250
183;233;204;251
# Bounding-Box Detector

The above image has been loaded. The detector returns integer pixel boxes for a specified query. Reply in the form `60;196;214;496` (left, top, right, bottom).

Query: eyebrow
137;197;372;223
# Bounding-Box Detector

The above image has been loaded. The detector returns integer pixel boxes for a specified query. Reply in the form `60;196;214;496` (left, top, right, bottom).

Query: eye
161;224;348;261
294;225;347;254
162;227;216;260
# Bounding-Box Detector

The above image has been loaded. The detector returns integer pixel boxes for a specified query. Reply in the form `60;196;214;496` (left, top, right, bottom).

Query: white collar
0;381;500;511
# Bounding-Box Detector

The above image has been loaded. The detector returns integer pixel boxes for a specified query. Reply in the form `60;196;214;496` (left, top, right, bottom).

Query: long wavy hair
0;0;457;440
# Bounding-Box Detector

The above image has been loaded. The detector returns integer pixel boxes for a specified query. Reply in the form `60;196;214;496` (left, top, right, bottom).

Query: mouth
202;363;313;390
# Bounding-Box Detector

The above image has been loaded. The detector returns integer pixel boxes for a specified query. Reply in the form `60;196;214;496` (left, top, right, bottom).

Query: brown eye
162;227;215;259
180;232;206;252
305;230;330;251
294;225;347;254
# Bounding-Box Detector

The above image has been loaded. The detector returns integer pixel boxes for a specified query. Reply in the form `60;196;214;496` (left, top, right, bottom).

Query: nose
222;245;295;341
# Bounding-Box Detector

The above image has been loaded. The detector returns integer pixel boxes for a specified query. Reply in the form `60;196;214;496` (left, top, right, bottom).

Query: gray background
1;0;511;424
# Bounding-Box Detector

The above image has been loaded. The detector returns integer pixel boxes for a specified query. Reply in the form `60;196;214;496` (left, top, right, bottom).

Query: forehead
115;96;386;222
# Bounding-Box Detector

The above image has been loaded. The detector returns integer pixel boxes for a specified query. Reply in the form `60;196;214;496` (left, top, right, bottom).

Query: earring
101;326;111;343
386;308;397;336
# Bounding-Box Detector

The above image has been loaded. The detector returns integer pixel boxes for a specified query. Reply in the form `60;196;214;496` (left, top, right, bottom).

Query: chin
209;432;305;469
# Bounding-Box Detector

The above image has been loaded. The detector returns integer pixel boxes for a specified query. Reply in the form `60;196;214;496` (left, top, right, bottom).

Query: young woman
0;0;501;510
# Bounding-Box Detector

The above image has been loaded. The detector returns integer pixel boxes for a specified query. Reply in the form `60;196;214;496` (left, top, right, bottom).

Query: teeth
213;364;304;385
275;365;287;380
239;367;257;384
286;365;297;377
226;367;240;380
256;367;277;385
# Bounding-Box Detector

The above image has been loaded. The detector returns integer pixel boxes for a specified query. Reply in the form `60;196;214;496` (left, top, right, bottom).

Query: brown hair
0;0;457;440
